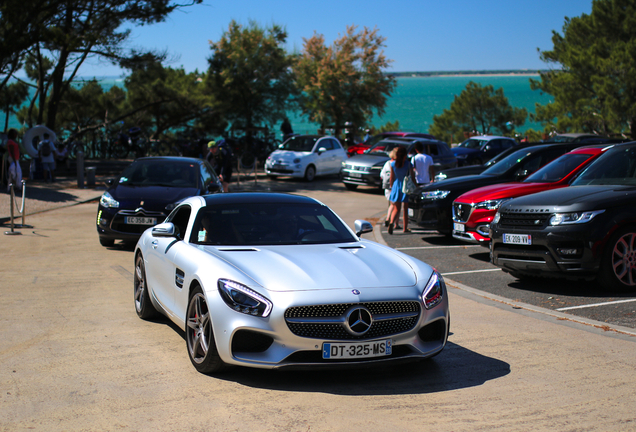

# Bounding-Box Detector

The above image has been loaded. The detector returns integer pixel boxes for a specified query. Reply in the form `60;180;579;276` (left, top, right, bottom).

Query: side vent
175;268;185;289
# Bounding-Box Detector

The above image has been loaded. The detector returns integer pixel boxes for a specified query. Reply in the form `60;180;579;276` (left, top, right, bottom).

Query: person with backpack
206;140;233;192
38;133;55;182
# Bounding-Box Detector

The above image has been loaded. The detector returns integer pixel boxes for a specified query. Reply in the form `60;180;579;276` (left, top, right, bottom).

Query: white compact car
134;193;450;373
264;135;347;181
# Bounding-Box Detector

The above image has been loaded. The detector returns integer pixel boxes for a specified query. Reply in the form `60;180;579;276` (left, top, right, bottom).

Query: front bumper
96;206;167;242
265;162;306;178
491;222;605;278
205;285;450;369
408;197;453;234
340;168;382;187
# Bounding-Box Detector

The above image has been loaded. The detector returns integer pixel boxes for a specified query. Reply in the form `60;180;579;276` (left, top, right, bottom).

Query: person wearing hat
206;140;232;192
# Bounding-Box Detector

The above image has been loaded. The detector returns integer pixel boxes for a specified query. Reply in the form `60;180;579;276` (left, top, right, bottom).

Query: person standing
412;141;434;185
381;148;400;228
388;146;416;234
6;129;22;191
206;140;232;192
280;117;293;141
38;133;55;182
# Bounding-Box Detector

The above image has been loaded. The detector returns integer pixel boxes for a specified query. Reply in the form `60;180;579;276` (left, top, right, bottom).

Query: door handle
152;240;158;249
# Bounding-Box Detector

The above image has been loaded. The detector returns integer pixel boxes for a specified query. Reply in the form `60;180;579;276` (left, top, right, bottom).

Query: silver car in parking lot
134;193;450;373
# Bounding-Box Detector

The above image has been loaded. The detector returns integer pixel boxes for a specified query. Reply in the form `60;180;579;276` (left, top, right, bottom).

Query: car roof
202;192;321;206
378;137;446;145
135;156;203;163
463;135;514;141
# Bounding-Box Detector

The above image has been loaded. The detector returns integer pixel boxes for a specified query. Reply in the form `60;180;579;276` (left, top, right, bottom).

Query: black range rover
490;141;636;292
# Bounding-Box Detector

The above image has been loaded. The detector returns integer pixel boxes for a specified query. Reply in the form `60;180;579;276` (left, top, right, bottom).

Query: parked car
264;135;347;181
346;132;436;157
452;135;517;166
434;142;538;182
490;141;636;292
96;156;223;247
133;192;450;372
341;137;457;191
409;143;592;235
451;146;608;245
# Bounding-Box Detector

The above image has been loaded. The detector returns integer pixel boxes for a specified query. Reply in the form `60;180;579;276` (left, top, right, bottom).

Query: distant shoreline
389;70;543;78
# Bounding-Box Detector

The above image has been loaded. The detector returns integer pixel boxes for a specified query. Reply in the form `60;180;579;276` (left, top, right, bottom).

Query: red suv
451;146;609;245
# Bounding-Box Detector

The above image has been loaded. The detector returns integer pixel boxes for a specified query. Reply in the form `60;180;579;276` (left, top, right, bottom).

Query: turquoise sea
6;74;552;141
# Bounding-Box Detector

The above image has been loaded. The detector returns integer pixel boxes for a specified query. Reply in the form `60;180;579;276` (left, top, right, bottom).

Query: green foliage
429;81;527;143
0;81;29;131
294;25;396;136
531;0;636;138
374;120;401;134
205;20;297;134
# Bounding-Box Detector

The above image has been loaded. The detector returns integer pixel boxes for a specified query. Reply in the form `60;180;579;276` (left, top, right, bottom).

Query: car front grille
498;212;550;229
453;203;473;222
285;301;420;340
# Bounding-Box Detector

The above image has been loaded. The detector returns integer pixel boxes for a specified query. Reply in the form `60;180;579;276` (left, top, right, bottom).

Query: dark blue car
96;156;222;247
452;135;517;166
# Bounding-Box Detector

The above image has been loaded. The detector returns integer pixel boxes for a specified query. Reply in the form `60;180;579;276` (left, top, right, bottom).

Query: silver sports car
134;193;449;373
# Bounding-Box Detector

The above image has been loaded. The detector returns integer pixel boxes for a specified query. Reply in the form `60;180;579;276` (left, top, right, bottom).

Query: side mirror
354;219;373;237
207;182;222;193
317;147;327;155
152;222;177;238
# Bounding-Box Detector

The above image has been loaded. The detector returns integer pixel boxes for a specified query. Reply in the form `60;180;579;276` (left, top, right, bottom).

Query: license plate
454;223;465;232
322;339;392;359
503;233;532;245
125;216;157;225
349;172;362;178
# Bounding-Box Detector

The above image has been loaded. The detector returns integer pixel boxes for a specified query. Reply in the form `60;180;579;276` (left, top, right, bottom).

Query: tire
304;165;316;182
598;227;636;292
344;183;358;191
134;253;158;319
186;285;228;374
99;237;114;247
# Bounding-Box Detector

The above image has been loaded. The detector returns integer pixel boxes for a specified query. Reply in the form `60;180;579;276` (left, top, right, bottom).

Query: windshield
119;160;198;188
190;202;357;246
278;136;317;152
572;147;636;186
481;148;537;176
366;140;409;156
459;139;486;149
524;153;593;183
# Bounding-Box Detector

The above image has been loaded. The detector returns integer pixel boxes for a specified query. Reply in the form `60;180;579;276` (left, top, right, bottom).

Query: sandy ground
1;185;635;431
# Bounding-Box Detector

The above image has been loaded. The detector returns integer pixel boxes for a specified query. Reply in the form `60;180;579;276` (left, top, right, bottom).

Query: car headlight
492;211;501;224
99;192;119;208
218;279;272;317
475;198;512;210
421;190;451;200
549;210;605;226
422;271;445;309
293;158;301;164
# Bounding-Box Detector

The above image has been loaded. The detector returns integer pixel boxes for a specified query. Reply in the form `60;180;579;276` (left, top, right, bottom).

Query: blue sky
79;0;593;77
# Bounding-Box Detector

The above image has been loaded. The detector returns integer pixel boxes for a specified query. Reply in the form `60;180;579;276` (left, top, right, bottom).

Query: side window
488;140;502;151
331;138;343;150
166;205;192;240
502;139;514;149
427;144;440;156
320;139;334;150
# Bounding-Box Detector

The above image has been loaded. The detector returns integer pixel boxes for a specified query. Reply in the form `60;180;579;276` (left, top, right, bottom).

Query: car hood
451;147;479;156
455;182;563;203
419;174;495;193
345;153;388;167
207;243;417;291
500;185;636;213
109;184;199;211
269;150;310;160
